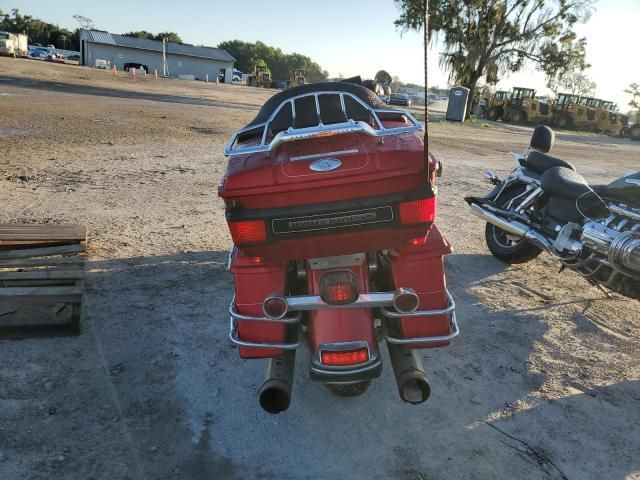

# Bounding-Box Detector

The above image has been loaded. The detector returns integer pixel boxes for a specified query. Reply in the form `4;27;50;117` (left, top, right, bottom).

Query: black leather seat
524;151;575;174
541;166;592;199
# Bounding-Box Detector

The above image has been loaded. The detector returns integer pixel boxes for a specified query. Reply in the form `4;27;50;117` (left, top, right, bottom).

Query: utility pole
162;38;168;77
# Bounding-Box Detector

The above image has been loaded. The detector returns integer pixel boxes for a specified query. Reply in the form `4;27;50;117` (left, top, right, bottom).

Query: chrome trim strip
381;290;455;318
226;245;235;271
229;299;300;324
384;291;459;345
227;288;459;349
285;292;395;311
224;91;422;157
271;205;394;235
229;317;300;350
610;204;640;222
385;311;460;345
289;149;359;162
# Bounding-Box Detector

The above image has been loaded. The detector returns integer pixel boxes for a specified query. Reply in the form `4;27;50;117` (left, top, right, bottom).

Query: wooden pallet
0;224;87;338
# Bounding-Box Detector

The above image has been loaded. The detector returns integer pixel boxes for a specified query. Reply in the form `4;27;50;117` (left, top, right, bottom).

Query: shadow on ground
3;251;637;480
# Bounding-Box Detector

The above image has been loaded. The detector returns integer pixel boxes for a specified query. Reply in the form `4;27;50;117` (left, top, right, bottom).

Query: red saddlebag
388;226;453;348
231;249;288;358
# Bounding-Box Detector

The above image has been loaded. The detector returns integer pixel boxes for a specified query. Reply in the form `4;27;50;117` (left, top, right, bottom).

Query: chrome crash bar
228;289;458;349
224;91;422;157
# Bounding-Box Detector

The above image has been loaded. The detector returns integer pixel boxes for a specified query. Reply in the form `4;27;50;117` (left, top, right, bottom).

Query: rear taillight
321;347;369;366
409;236;427;246
228;220;266;244
399;197;436;225
320;270;358;305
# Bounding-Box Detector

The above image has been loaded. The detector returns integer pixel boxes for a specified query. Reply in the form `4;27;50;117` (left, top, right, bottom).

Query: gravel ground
0;58;639;480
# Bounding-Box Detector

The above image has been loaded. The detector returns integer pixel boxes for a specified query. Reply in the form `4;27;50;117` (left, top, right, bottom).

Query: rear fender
465;178;531;206
305;256;381;380
464;180;507;205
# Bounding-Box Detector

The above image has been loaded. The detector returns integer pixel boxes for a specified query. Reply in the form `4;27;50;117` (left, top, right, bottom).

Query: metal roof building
79;30;235;81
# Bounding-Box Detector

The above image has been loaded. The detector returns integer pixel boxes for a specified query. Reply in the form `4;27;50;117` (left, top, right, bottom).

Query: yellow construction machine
246;61;272;88
284;68;306;89
485;87;550;124
551;94;594;130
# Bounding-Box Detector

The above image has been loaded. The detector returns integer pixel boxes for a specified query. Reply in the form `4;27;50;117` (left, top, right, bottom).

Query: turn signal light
263;295;288;319
228;220;266;244
393;288;420;314
321;347;369;366
399;197;436;225
320;271;358;305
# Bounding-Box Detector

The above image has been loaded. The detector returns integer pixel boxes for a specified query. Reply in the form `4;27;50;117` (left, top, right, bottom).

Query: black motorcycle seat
524;151;575;174
541;166;592;200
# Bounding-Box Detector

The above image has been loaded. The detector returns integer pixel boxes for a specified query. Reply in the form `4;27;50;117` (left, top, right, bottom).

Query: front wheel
484;189;543;264
326;381;371;397
486;107;500;121
629;124;640;141
511;109;527;124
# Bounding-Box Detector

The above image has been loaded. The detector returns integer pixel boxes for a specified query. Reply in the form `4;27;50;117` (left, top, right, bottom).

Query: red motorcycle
219;82;458;413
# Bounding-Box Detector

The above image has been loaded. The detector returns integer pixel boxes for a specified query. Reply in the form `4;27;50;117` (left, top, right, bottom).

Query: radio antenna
423;0;429;169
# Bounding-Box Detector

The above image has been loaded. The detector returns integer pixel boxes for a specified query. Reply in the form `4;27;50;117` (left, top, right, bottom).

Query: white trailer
0;31;28;58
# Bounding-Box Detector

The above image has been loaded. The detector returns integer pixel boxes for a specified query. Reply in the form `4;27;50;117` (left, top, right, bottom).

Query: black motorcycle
465;125;640;301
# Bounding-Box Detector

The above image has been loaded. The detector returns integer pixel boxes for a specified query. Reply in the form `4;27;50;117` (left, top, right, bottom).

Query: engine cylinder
609;232;640;273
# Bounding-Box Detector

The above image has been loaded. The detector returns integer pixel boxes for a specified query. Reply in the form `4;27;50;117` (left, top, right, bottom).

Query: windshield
0;33;9;40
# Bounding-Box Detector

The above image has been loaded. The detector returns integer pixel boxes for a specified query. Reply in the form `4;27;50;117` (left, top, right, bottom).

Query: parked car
66;54;80;61
232;69;244;82
388;93;412;106
441;96;448;101
29;47;50;58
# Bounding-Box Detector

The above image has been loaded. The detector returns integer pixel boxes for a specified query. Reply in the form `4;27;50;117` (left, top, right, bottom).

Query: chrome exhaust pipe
259;351;295;414
386;342;431;404
470;203;552;250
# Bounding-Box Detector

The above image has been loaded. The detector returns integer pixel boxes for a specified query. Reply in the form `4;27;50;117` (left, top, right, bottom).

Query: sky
3;0;638;108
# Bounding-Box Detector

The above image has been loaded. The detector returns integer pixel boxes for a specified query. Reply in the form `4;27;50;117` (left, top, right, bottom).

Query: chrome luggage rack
224;90;422;157
228;289;458;350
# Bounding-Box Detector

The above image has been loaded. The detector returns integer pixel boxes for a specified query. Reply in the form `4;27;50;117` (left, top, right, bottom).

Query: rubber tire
555;115;572;129
326;380;371;397
629;124;640;141
511;110;527;124
486;107;500;121
484;188;543;264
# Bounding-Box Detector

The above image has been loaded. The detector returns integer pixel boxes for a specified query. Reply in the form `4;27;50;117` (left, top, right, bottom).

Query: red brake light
320;271;358;305
228;220;266;244
399;197;436;225
321;347;369;366
409;236;427;246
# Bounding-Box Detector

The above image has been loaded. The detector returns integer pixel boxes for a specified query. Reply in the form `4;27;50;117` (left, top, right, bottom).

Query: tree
548;70;596;96
124;31;183;43
390;75;402;92
395;0;593;115
155;32;182;43
625;83;640;111
218;40;328;83
374;70;393;85
72;14;95;30
124;30;155;39
1;8;79;49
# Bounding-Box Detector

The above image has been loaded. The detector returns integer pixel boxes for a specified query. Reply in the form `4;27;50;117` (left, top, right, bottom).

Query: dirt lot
1;58;639;480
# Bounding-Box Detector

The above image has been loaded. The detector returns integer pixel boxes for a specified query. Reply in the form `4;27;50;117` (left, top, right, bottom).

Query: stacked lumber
0;224;87;338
